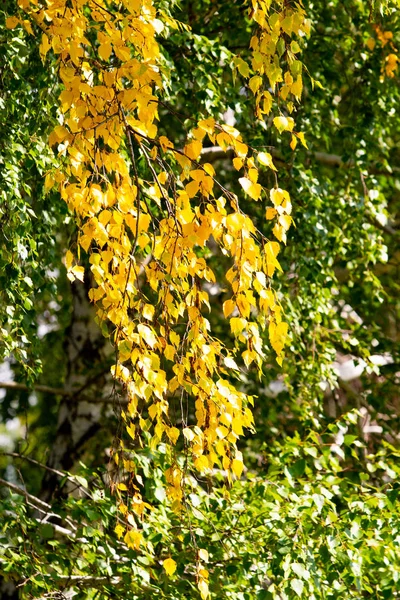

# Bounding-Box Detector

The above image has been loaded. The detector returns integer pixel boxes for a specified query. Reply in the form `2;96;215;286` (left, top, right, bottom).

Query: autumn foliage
2;0;400;598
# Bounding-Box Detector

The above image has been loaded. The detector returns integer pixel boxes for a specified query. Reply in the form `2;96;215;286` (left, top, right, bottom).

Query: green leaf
344;435;358;446
289;459;306;478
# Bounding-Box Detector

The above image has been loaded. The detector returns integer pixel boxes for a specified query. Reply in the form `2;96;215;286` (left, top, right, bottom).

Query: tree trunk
40;280;111;501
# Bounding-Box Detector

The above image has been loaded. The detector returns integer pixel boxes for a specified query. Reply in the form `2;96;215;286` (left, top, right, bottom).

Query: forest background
1;0;400;598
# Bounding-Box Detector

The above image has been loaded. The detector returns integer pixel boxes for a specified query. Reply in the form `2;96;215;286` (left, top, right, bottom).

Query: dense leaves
0;4;69;379
1;0;400;599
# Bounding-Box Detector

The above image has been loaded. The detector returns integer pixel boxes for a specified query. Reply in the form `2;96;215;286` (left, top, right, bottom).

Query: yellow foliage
124;529;142;551
163;558;177;576
19;3;299;580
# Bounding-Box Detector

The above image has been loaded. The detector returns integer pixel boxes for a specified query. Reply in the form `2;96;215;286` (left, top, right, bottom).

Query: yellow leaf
198;548;209;563
198;577;210;599
184;141;202;161
70;265;85;282
194;455;209;472
233;157;244;170
170;331;180;346
142;304;155;321
163;557;177;576
223;299;236;317
6;16;20;29
167;426;180;445
65;250;74;271
224;356;239;370
266;207;277;220
189;169;205;182
118;502;127;515
296;131;308;148
158;171;168;184
262;91;273;115
255;271;266;287
203;162;215;176
114;44;131;62
198;118;215;134
273;223;284;242
279;214;293;230
192;127;206;141
59;66;76;84
248;168;258;183
21;19;33;36
39;33;51;59
148;403;159;420
127;424;136;440
233;141;248;158
137;324;157;348
270;187;290;206
124;529;142;550
239;177;262;201
216;131;231;151
159;136;174;151
235;57;250;78
242;349;255;367
273;116;295;134
232;417;244;436
258;152;277;170
366;37;376;51
231;458;244;478
114;523;125;539
291;40;301;54
44;173;55;191
265;241;282;275
226;212;244;232
281;14;293;34
249;75;262;94
182;427;195;442
290;135;298;151
164;345;175;361
185;180;200;198
98;42;112;61
230;317;247;335
236;294;250;318
53;125;69;142
269;320;289;356
291;76;303;99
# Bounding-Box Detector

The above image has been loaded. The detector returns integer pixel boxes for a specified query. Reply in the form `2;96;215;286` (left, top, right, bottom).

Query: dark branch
0;381;128;404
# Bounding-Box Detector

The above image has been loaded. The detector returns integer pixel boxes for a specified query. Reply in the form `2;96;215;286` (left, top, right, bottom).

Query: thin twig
0;477;52;511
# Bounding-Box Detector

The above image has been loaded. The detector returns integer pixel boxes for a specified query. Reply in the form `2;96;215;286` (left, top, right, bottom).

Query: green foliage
0;4;69;380
1;0;400;598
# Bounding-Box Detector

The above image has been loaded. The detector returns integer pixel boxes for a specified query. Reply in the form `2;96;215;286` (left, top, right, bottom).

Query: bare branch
0;381;69;396
55;575;120;584
0;453;92;500
1;452;68;477
0;477;52;511
0;381;128;404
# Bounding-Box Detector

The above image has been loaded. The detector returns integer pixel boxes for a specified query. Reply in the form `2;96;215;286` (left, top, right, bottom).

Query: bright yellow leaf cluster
16;2;305;591
368;25;399;80
233;1;309;151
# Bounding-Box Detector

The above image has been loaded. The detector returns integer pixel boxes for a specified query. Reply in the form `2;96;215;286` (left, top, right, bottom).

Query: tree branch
0;381;128;404
0;453;93;500
55;575;120;585
0;381;69;396
0;477;52;511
